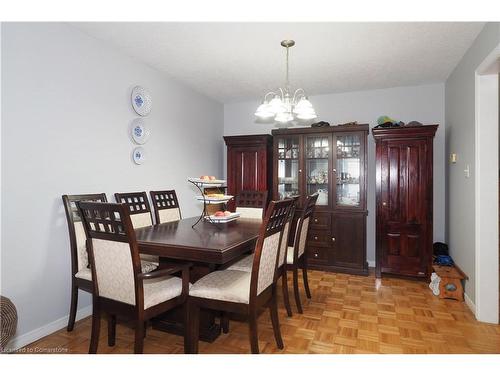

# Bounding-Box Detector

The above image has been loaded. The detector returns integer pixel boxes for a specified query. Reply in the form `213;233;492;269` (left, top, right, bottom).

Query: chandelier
255;40;317;124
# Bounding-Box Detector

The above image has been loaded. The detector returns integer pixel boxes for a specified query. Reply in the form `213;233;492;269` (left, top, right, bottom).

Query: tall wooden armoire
373;125;438;279
223;135;273;206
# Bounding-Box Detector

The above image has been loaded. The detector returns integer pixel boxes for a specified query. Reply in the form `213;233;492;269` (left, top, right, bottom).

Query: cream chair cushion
286;246;296;264
297;217;310;257
75;260;157;280
74;221;89;272
158;208;181;224
92;238;180;308
236;207;263;220
75;267;92;281
130;212;153;229
143;276;183;309
256;231;281;295
227;254;253;272
278;221;290;268
189;270;251;304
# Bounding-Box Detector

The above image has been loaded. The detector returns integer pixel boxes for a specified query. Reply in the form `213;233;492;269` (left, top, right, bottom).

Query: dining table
135;216;262;342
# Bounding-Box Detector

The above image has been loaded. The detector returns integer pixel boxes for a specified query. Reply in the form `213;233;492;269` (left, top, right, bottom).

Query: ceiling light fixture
255;40;317;125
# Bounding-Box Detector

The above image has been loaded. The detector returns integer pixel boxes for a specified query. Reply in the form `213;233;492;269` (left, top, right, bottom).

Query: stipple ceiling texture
71;22;484;103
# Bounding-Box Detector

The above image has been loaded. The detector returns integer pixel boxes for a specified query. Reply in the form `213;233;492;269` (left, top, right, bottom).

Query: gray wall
1;23;223;341
445;23;500;303
224;83;446;265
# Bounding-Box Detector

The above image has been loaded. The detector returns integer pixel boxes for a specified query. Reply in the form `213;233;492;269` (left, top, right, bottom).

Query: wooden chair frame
149;190;182;224
187;199;294;354
62;193;107;332
285;193;319;314
77;201;190;354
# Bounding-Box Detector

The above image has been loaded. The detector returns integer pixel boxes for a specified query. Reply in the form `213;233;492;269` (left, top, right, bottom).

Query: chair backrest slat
114;192;153;228
62;193;107;274
150;190;181;224
249;199;294;300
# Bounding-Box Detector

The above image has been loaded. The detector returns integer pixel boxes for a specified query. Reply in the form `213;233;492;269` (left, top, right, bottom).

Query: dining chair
149;190;182;224
187;199;294;354
234;190;268;219
77;201;190;354
62;194;159;332
285;193;319;314
114;191;158;264
227;196;298;317
62;194;107;331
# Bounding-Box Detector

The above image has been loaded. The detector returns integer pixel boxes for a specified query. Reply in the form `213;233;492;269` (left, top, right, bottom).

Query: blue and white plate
130;118;150;145
131;86;152;116
132;147;147;165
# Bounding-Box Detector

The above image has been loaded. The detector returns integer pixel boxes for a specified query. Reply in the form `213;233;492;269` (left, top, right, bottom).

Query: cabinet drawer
310;212;331;230
306;247;329;263
307;230;331;248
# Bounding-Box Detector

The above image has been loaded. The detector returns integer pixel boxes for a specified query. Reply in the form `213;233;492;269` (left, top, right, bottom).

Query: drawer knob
314;253;319;258
314;218;318;223
382;202;387;206
331;237;336;242
314;236;318;240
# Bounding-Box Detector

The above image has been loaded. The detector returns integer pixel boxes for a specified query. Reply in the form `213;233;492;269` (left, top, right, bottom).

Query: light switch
464;164;470;178
450;153;458;163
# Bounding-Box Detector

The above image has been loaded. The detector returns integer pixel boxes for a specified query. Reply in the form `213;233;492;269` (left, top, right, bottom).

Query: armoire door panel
240;150;258;190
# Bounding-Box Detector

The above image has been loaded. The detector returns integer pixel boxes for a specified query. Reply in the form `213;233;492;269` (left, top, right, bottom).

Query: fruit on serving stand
214;211;232;217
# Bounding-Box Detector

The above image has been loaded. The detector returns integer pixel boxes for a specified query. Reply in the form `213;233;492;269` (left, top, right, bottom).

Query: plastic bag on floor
429;272;441;296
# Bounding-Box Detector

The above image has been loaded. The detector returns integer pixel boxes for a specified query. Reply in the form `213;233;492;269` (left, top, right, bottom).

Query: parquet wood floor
20;270;500;354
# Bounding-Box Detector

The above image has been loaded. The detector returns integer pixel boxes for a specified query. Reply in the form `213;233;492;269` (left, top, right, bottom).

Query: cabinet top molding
272;124;369;135
372;124;438;140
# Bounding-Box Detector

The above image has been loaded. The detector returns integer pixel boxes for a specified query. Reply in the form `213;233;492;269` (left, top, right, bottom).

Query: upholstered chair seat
75;260;158;282
142;276;183;309
189;270;251;304
227;254;254;272
286;247;295;264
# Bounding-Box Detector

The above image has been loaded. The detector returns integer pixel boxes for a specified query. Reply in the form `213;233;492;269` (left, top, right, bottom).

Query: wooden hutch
271;124;369;275
373;125;438;279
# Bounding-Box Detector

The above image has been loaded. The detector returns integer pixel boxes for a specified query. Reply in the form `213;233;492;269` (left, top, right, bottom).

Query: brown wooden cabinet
373;125;438;279
272;125;369;275
223;135;273;205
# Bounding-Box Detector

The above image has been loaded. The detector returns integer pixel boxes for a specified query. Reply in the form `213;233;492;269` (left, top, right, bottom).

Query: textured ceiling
71;22;484;103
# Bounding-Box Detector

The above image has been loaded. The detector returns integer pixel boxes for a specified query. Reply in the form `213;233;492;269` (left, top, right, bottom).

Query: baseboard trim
3;305;92;352
464;292;476;315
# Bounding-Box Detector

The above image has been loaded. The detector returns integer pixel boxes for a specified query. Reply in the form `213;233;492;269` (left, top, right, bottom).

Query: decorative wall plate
132;147;147;165
131;86;152;116
130;118;150;145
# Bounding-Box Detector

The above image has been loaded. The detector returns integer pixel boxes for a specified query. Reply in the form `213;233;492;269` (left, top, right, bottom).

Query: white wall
445;22;500;305
224;84;446;265
1;23;223;346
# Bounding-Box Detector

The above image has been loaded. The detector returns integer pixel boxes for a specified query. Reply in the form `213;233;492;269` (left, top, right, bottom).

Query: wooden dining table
135;216;262;342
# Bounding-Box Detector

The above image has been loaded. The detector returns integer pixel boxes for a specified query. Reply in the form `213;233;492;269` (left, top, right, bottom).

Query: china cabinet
373;125;438;279
272;124;369;275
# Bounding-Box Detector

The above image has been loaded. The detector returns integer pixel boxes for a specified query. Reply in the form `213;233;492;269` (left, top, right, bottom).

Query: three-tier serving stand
187;178;239;227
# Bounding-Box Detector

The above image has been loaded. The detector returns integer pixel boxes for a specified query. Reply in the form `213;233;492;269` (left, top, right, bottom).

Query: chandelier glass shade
255;40;317;124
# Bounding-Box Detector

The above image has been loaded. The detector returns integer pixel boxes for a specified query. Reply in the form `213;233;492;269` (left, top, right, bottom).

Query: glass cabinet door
305;135;330;206
335;134;362;208
277;137;300;200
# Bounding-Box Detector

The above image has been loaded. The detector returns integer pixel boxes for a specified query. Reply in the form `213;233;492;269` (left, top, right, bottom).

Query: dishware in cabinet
272;125;369;275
